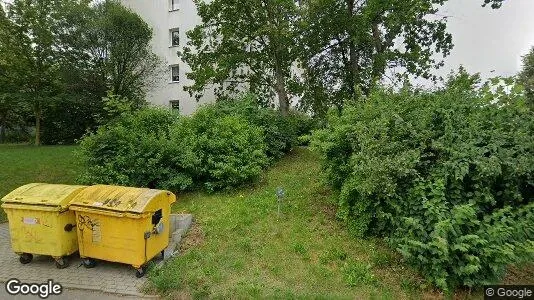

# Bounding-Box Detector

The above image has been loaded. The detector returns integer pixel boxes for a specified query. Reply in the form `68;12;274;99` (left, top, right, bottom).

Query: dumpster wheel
135;266;147;278
82;258;97;269
54;257;69;269
19;253;33;264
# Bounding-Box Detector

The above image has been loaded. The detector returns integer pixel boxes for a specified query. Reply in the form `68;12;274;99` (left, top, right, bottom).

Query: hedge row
311;82;534;290
77;95;313;191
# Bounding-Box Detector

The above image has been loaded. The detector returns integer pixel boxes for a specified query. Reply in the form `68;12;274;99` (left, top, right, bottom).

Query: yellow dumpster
68;185;176;277
0;183;87;268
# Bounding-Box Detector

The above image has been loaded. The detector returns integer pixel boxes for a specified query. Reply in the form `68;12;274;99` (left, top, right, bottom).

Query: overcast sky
1;0;532;84
432;0;534;81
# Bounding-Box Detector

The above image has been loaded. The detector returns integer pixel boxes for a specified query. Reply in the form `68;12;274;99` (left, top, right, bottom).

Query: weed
342;260;377;287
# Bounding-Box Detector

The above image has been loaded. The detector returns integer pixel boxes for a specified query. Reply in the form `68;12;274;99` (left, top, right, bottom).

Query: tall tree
181;0;301;115
0;5;17;142
298;0;453;114
82;1;161;108
0;0;160;144
518;47;534;108
0;0;89;145
45;0;162;142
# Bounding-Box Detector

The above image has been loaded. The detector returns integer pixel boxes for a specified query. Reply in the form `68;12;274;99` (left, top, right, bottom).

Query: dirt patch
311;184;337;220
320;202;337;220
501;263;534;285
166;290;193;300
179;222;205;254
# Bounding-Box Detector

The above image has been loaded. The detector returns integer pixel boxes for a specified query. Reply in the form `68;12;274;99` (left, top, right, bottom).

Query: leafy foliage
0;0;159;145
299;0;453;115
99;91;141;123
311;73;534;290
187;108;268;191
41;95;100;145
287;110;320;146
482;0;504;9
81;1;162;106
0;0;90;145
0;92;31;143
78;105;270;192
183;0;457;117
519;47;534;108
181;0;300;114
77;108;196;191
198;94;300;160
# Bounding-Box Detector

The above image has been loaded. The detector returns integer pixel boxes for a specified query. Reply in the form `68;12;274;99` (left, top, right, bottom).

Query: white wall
120;0;217;115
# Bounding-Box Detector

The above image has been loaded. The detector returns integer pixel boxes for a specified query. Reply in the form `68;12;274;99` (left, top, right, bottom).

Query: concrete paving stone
177;214;193;231
0;223;148;297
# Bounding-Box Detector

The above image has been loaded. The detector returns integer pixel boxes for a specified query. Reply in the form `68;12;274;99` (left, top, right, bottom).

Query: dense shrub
311;82;534;290
78;106;268;192
207;94;299;160
1;126;31;143
41;96;101;145
0;93;32;143
187;108;268;190
77;108;197;191
287;110;320;145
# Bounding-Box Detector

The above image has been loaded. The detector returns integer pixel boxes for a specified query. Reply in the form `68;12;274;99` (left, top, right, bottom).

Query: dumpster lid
68;185;174;214
1;183;87;208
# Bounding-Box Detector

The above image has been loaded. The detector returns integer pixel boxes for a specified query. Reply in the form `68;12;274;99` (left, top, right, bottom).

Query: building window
171;65;180;82
170;100;180;112
170;29;179;47
170;0;179;11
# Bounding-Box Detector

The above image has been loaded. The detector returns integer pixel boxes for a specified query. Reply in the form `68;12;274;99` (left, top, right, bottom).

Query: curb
0;279;160;298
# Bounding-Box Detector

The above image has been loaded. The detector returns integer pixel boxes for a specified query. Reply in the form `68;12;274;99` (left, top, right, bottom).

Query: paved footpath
0;286;153;299
0;223;158;298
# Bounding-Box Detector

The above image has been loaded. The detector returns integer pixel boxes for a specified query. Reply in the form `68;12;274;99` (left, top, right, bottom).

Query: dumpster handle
64;224;76;232
143;231;151;264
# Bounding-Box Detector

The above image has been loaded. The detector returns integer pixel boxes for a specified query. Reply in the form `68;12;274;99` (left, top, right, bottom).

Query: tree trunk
274;64;289;116
34;103;41;146
0;114;6;143
347;0;360;99
349;41;359;95
0;124;5;144
368;23;385;93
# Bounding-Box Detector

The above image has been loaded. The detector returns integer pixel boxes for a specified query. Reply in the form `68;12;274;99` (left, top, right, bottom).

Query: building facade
120;0;216;115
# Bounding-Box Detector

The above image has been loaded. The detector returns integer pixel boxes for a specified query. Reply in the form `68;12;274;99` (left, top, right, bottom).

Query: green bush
77;108;197;191
78;106;268;192
1;126;31;143
207;94;299;160
287;110;319;146
187;107;268;191
311;80;534;290
41;96;100;145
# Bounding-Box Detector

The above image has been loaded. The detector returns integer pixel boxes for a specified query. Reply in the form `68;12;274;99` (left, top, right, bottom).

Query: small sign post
276;187;285;220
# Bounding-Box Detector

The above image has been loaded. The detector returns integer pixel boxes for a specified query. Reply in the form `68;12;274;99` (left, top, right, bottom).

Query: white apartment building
120;0;216;115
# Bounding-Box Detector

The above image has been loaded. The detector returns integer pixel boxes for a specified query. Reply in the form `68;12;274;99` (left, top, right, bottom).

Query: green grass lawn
148;148;431;299
1;144;531;298
149;148;534;299
0;144;81;223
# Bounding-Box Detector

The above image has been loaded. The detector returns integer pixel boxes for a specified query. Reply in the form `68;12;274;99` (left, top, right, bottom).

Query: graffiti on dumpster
102;198;122;208
77;214;101;243
23;228;42;243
